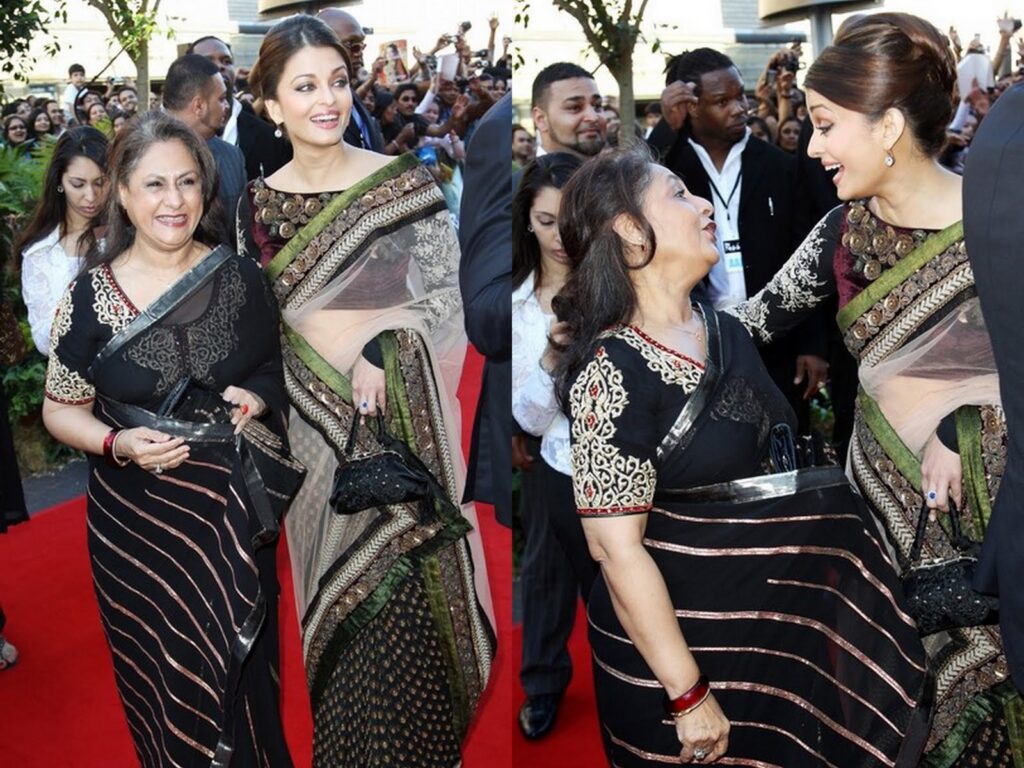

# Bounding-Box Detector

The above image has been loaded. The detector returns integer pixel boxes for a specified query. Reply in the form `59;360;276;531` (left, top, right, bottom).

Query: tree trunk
612;51;636;147
134;37;149;110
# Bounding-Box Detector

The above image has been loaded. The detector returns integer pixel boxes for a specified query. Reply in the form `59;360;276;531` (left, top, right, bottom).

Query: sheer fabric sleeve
568;342;658;517
45;278;97;405
727;204;844;346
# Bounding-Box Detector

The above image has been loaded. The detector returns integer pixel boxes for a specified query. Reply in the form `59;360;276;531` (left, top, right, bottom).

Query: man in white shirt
61;64;86;122
648;47;828;433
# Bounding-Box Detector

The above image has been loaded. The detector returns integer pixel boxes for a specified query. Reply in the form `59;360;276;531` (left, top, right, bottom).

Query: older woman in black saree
42;112;300;767
551;149;930;766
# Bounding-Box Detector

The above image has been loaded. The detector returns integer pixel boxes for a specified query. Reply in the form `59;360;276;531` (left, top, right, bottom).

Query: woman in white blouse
16;126;109;355
511;152;598;739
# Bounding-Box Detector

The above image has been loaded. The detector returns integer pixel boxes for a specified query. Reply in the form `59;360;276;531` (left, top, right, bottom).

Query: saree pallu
262;155;495;767
839;218;1020;765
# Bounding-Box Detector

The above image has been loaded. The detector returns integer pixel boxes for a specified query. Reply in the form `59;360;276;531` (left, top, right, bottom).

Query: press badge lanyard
707;172;741;223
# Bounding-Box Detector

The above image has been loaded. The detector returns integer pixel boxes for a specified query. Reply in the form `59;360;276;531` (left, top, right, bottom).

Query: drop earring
884;150;895;167
274;125;283;138
57;184;63;193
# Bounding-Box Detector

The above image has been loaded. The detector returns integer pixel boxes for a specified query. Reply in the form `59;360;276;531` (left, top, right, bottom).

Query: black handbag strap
909;498;970;564
344;410;392;457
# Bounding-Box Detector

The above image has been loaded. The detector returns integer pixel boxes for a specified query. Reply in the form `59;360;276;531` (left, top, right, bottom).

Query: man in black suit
163;54;246;246
648;48;827;432
188;36;292;179
459;93;511;528
964;82;1024;691
317;8;386;153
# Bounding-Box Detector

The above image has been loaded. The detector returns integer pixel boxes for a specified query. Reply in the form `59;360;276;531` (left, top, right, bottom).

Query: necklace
639;314;705;345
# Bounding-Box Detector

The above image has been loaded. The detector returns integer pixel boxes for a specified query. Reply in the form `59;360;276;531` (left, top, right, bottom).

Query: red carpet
0;347;515;766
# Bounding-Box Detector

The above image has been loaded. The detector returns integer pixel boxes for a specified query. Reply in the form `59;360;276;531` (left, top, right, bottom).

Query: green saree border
265;152;419;282
837;219;964;333
858;389;922;490
295;325;476;732
921;680;1024;767
955;406;992;539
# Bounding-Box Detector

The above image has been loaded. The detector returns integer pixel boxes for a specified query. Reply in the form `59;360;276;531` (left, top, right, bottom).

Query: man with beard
163;54;245;246
648;47;828;435
316;7;386;153
187;35;291;179
530;62;607;158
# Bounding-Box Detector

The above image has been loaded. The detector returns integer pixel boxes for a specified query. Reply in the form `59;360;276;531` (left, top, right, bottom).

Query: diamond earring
884;150;895;167
274;125;283;138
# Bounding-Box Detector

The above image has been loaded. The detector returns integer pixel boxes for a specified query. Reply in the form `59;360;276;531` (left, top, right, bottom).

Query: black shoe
518;693;561;740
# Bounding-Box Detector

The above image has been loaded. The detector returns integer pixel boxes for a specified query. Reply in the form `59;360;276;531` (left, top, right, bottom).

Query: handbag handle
909;497;970;564
344;409;388;457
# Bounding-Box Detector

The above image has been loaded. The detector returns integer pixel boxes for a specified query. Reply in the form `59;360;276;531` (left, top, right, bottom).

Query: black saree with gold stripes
45;247;296;767
240;153;495;767
568;306;929;767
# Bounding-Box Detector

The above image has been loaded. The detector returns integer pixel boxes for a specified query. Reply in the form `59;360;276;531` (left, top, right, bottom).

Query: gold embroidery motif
45;352;94;403
617;326;703;391
570;346;656;514
93;267;137;333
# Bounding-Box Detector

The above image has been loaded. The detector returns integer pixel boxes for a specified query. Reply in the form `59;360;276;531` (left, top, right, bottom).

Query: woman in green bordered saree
239;16;495;766
728;13;1016;766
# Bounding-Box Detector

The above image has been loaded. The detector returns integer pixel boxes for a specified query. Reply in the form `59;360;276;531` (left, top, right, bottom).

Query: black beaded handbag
329;410;443;523
901;500;999;636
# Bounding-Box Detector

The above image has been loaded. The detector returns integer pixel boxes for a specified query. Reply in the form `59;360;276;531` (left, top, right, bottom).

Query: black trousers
519;435;598;697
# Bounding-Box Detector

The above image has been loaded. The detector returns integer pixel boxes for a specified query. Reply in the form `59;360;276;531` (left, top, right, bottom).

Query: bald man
316;8;385;152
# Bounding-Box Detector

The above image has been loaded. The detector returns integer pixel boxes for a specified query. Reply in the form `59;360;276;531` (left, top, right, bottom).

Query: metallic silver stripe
655;466;849;503
604;726;680;764
766;578;922;661
646;538;911;627
675;609;916;706
716;681;895;766
689;645;904;734
114;669;181;767
730;721;839;768
652;508;861;525
587;612;633;645
656;303;720;462
88;494;227;670
592;650;661;688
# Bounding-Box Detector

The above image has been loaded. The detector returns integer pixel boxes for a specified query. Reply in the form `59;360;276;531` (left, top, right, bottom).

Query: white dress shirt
222;98;241;147
20;227;83;356
511;273;571;475
689;128;751;309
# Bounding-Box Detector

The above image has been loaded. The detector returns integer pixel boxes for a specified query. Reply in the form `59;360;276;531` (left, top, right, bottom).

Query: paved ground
23;458;88;516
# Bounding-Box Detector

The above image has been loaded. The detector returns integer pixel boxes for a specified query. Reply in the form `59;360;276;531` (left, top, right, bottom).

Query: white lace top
512;273;571;475
21;227;83;356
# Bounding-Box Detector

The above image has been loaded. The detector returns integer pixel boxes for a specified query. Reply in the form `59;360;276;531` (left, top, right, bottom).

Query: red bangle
663;674;710;718
102;429;129;468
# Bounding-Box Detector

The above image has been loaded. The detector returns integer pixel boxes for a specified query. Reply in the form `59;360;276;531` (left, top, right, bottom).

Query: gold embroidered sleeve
569;345;656;516
45;284;95;405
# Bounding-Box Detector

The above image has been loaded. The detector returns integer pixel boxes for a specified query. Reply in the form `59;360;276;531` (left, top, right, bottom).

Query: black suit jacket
459;93;512;526
344;94;386;153
963;83;1024;689
648;120;827;410
237;108;292;180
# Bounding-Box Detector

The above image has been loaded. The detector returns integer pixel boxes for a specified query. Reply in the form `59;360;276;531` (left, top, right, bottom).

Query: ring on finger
154;463;163;474
692;746;708;761
240;403;249;415
927;489;937;501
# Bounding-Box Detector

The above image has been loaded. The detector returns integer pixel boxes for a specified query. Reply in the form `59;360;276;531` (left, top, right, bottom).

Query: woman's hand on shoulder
674;693;730;763
352;354;387;416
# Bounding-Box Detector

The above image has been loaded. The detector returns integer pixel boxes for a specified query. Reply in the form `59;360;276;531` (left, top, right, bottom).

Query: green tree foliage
0;0;68;92
517;0;651;145
86;0;165;110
